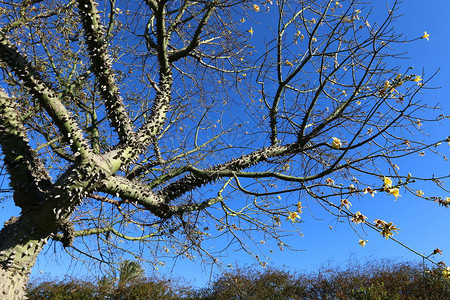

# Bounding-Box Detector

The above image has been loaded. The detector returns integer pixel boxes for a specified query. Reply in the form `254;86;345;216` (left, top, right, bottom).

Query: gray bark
0;216;49;299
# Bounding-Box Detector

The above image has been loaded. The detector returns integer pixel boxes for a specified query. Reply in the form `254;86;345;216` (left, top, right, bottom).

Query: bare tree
0;0;445;298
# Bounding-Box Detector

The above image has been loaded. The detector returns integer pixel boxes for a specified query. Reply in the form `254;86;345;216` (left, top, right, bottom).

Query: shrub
26;260;450;299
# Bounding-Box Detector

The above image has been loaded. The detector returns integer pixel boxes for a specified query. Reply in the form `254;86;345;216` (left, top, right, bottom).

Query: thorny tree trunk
0;215;49;299
0;84;56;299
0;268;28;300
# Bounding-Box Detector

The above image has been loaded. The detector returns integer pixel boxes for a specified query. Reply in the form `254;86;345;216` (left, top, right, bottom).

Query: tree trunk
0;267;29;299
0;215;50;299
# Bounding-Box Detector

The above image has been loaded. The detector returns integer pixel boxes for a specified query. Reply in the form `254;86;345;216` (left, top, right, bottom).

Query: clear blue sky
1;0;450;288
154;0;450;286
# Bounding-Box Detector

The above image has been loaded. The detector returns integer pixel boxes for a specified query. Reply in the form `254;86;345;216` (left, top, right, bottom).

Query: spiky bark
0;216;49;299
0;268;28;300
0;87;53;299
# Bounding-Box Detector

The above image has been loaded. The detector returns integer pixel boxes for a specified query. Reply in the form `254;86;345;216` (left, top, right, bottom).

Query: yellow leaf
388;188;400;200
325;178;335;185
286;212;300;222
331;137;342;149
363;187;377;197
443;267;450;279
383;176;392;188
297;201;303;214
413;75;422;82
349;184;357;192
351;211;367;224
340;199;351;209
253;4;260;12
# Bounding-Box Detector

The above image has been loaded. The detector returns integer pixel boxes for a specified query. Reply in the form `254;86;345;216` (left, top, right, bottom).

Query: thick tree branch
0;35;91;159
99;175;170;218
0;90;52;209
77;0;135;144
53;225;159;241
159;142;304;202
136;1;173;149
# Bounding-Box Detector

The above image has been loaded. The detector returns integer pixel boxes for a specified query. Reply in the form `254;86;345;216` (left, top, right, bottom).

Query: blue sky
157;0;450;286
2;0;450;288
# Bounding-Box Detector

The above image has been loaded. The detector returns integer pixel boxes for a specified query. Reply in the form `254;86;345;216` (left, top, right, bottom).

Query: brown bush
26;260;450;299
26;278;100;300
202;260;450;300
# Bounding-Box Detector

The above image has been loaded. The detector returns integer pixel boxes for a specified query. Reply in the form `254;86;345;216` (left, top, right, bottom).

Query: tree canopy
0;0;447;298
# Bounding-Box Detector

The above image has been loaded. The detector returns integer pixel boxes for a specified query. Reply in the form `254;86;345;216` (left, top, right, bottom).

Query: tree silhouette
97;259;144;294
